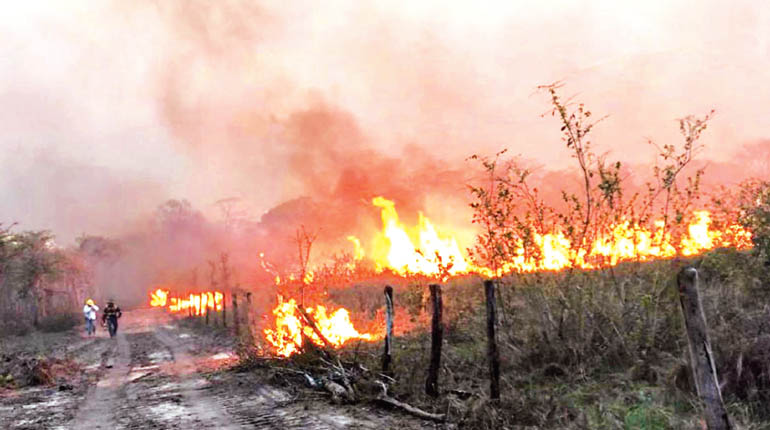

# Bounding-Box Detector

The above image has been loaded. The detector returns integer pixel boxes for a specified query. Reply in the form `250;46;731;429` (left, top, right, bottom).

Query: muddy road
1;309;428;429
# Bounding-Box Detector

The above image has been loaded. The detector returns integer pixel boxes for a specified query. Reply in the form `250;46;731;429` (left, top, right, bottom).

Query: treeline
0;197;275;338
0;226;93;335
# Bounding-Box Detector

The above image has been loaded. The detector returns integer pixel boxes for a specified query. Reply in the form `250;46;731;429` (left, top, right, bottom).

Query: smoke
1;1;770;304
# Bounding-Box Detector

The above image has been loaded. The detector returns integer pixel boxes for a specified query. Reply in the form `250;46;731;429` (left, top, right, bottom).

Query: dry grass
315;249;770;429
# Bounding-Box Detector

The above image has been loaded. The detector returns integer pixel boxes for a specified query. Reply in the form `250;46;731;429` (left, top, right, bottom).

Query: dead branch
375;381;446;422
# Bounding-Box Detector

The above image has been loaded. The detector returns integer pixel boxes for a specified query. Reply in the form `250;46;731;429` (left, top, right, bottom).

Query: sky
1;0;769;243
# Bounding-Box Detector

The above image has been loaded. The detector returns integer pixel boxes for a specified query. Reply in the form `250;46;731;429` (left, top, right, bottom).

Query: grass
306;248;770;428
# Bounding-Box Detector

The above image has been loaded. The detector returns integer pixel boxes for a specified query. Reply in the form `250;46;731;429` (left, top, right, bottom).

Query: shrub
739;179;770;264
37;312;81;333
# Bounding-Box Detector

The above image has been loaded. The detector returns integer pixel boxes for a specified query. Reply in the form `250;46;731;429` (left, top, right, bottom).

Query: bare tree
295;225;318;306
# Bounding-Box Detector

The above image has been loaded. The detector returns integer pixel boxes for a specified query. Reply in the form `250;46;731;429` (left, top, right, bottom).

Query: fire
368;197;752;278
347;235;365;261
263;296;376;358
372;196;469;277
152;197;754;359
149;288;168;307
149;289;224;316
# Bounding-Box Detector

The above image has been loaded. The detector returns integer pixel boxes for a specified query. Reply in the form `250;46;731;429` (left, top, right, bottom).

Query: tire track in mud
216;384;377;429
71;331;131;429
72;311;244;429
150;327;243;429
57;309;425;429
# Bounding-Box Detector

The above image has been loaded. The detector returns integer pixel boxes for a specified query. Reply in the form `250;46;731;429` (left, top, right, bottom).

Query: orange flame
372;196;469;277
369;197;752;278
149;288;168;307
263;296;377;358
149;289;224;316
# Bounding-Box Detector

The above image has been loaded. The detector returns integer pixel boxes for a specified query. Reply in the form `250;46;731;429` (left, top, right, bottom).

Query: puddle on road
149;351;173;363
20;392;67;409
211;352;235;360
128;371;154;382
318;414;354;426
147;401;188;421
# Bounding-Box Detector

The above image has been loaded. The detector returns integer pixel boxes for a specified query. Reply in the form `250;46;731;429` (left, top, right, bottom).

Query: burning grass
147;88;770;426
311;249;770;428
263;296;378;357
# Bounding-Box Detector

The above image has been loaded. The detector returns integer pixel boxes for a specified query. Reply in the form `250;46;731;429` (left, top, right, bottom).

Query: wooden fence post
382;285;394;373
222;292;227;328
245;292;252;325
425;284;443;397
484;280;501;400
232;293;239;335
677;267;732;430
205;293;210;326
244;292;253;342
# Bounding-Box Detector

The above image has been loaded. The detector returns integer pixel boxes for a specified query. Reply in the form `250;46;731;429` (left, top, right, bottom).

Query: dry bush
37;312;82;333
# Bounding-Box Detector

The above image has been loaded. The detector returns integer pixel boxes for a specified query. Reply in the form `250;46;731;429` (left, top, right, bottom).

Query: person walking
83;299;99;336
101;300;122;338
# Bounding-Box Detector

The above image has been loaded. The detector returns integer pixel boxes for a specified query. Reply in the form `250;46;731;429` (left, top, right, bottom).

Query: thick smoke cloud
1;1;769;305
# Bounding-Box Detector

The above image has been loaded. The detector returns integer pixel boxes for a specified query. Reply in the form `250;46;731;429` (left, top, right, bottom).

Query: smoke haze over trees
1;1;770;307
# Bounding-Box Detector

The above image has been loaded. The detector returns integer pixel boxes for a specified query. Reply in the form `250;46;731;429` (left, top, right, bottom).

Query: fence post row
382;285;394;373
676;267;732;430
425;283;443;397
484;280;501;400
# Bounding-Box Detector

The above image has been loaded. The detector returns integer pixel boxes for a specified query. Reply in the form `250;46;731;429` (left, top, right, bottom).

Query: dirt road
1;309;428;429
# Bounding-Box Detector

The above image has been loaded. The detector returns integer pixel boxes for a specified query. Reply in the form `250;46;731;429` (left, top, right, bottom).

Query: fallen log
375;381;445;422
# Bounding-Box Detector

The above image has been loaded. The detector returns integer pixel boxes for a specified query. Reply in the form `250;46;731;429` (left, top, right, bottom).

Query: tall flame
372;196;469;276
368;197;752;278
149;288;168;307
149;289;223;316
263;296;376;358
153;197;754;359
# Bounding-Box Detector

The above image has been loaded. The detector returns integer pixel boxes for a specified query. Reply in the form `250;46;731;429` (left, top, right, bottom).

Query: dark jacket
102;304;122;323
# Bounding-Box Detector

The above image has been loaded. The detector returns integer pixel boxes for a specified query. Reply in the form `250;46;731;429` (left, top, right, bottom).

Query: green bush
739;180;770;264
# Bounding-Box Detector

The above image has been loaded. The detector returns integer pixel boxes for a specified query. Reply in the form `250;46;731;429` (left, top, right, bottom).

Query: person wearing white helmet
83;299;99;336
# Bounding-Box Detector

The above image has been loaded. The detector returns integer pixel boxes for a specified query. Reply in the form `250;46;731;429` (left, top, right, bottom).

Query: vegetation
257;85;770;428
0;225;92;336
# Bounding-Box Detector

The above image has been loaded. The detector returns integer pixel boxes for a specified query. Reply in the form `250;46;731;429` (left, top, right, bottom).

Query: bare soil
0;309;431;429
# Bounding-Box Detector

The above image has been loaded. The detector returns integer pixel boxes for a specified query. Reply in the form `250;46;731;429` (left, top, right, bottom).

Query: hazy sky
1;0;768;243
